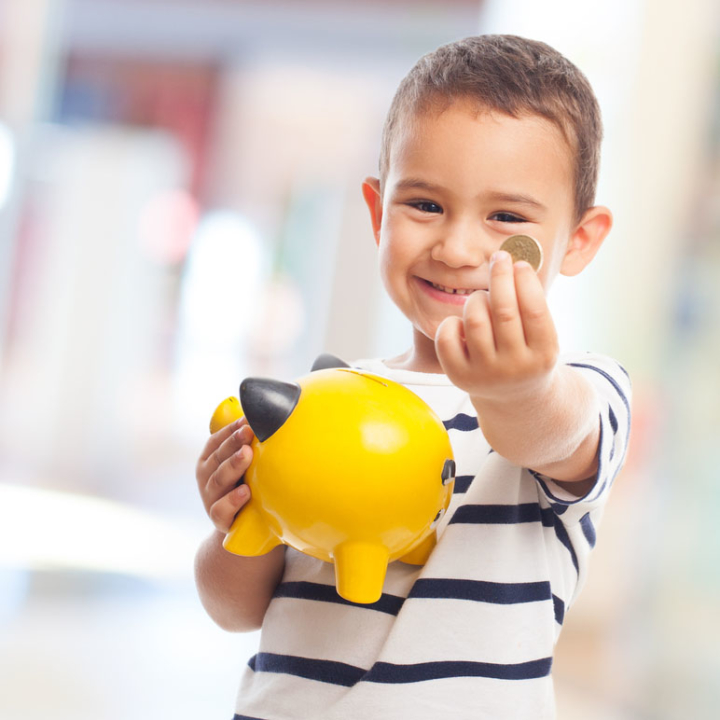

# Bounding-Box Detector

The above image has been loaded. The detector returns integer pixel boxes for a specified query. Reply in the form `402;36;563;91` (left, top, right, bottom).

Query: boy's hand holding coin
435;236;560;406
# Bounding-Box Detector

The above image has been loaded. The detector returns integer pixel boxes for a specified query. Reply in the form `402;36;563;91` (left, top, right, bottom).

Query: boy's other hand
196;419;255;533
435;250;559;403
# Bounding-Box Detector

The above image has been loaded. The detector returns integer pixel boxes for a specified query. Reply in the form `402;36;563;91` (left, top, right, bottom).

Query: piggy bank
211;355;455;604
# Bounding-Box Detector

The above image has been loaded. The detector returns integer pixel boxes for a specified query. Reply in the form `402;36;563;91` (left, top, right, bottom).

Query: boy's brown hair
379;34;602;223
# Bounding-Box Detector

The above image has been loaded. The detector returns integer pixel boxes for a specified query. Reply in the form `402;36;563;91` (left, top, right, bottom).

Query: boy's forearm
194;531;285;632
472;365;600;483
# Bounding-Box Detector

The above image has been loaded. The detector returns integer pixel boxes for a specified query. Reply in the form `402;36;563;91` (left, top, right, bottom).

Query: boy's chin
407;308;466;347
413;321;445;345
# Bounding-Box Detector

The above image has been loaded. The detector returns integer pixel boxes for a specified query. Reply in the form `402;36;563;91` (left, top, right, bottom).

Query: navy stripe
530;414;608;506
605;405;619;465
409;578;551;604
552;594;565;625
449;503;555;526
443;413;479;432
590;416;609;500
273;581;404;616
525;473;584;576
453;474;474;493
529;470;558;503
608;404;618;434
450;502;582;578
530;469;604;509
567;362;630;416
249;652;554;687
233;715;267;720
365;657;552;683
249;653;365;687
580;513;596;547
551;516;579;573
567;363;631;479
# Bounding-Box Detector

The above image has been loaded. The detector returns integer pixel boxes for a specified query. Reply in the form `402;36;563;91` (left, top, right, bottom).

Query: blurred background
0;0;719;718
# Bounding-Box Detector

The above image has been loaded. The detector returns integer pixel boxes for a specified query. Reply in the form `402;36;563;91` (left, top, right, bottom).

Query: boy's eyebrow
393;178;445;193
484;191;546;210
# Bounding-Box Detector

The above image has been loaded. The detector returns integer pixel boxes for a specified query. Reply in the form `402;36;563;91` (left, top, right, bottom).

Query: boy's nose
429;222;488;268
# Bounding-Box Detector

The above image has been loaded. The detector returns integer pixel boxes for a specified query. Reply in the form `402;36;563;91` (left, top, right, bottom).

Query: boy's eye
410;201;443;214
490;212;527;223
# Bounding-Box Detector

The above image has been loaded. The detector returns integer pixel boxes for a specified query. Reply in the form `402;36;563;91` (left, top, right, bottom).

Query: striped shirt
232;352;631;719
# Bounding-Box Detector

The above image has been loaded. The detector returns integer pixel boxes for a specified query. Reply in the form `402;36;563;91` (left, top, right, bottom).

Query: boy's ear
362;177;383;246
560;205;613;276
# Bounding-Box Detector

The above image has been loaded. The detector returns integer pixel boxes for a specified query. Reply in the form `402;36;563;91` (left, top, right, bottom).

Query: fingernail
491;250;510;265
237;484;249;499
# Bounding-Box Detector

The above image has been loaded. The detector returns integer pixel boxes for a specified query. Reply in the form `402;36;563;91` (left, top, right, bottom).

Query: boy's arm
195;419;286;631
470;365;600;490
195;532;285;632
436;251;600;489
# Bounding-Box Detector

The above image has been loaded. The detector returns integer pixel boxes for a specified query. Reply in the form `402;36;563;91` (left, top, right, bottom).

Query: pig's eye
441;459;456;485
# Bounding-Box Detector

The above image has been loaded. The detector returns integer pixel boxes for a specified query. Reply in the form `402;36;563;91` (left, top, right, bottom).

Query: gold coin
500;234;543;272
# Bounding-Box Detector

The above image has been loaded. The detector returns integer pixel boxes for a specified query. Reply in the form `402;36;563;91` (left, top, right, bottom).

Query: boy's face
365;101;584;355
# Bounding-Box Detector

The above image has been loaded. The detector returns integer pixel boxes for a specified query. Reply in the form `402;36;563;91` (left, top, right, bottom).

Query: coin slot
338;369;388;387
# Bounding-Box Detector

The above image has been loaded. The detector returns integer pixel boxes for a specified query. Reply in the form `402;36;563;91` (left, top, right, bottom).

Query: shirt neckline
353;358;455;387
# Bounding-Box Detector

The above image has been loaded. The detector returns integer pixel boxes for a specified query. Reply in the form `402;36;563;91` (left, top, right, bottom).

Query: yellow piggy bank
211;355;455;604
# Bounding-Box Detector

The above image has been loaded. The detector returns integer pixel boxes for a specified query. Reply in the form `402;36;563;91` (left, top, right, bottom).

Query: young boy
195;35;631;719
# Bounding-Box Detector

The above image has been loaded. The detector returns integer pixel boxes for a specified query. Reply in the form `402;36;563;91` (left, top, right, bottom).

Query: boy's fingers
461;290;494;361
488;252;525;352
514;262;556;349
435;315;469;373
206;444;254;499
200;417;247;463
209;485;251;534
203;424;255;481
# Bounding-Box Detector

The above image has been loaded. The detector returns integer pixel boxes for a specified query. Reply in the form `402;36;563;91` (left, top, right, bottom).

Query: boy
195;35;631;719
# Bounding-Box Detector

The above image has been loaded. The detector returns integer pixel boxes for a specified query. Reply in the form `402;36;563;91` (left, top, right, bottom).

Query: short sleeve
531;352;632;525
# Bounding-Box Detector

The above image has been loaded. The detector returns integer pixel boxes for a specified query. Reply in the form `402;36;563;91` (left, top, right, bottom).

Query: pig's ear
239;378;301;442
311;354;350;372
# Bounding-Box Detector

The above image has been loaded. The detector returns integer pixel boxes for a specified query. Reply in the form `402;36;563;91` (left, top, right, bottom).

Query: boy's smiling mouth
416;277;486;304
428;281;476;296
